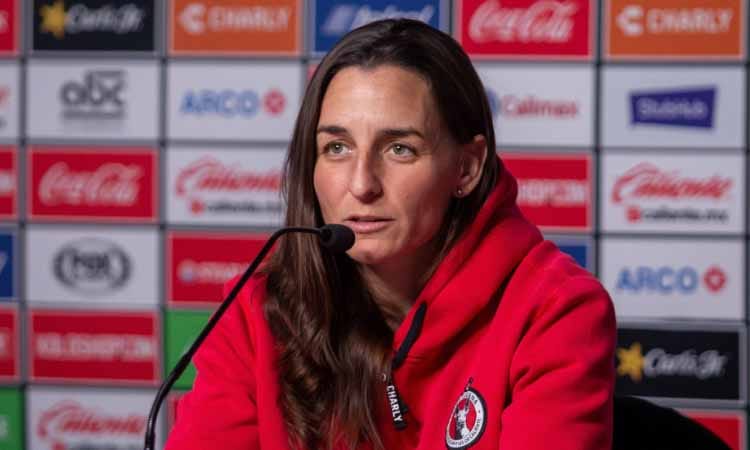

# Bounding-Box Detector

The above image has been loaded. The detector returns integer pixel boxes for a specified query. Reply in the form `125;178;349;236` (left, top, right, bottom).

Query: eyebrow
316;125;425;140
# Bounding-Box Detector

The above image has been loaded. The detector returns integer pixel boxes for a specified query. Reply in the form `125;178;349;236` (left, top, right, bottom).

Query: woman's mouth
343;216;393;234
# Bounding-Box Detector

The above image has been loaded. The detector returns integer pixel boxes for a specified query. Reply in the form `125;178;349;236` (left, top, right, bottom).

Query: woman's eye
325;142;348;155
390;144;415;156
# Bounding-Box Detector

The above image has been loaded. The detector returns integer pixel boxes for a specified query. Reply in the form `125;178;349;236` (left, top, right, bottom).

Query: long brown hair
263;19;499;450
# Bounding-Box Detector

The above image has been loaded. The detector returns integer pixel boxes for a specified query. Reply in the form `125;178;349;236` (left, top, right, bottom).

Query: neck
359;241;441;330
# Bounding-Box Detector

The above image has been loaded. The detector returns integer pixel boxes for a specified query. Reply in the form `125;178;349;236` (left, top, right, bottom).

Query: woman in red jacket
166;18;615;450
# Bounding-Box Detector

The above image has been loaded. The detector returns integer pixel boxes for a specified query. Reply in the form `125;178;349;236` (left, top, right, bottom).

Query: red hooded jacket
166;163;616;450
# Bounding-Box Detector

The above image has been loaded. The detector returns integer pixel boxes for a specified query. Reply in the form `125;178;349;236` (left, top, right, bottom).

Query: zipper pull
385;373;408;430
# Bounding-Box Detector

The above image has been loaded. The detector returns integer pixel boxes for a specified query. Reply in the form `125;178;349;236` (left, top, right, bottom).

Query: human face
314;65;461;269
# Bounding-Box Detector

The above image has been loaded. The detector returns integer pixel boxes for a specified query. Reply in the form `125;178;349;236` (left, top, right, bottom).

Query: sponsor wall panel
479;65;594;146
0;146;17;220
680;409;746;450
605;0;745;60
455;0;595;59
167;62;301;142
167;231;268;306
166;146;284;226
28;309;160;385
32;0;157;52
0;305;18;381
28;146;158;223
0;230;15;301
25;226;159;307
27;387;163;450
0;388;22;450
311;0;447;54
26;60;160;140
170;0;302;55
601;66;745;148
502;151;593;232
601;238;744;321
164;309;210;389
0;63;20;140
615;324;745;404
601;152;745;234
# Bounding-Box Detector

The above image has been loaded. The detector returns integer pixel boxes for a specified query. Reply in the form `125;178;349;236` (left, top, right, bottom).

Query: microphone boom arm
143;226;327;450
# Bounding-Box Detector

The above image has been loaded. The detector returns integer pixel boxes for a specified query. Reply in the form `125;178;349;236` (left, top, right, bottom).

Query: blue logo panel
312;0;445;54
554;238;591;271
630;87;716;129
0;232;14;300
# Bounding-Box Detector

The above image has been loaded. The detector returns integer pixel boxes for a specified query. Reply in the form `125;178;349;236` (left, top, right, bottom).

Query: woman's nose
348;153;383;202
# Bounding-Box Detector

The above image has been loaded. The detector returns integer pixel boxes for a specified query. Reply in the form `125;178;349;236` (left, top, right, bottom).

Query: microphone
143;225;354;450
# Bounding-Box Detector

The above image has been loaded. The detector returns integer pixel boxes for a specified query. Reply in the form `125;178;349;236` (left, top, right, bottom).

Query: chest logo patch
445;379;487;449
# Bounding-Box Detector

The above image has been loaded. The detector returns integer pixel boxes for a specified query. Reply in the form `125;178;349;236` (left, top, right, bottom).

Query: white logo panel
166;146;284;226
601;238;744;321
601;67;744;148
27;387;163;450
167;62;302;141
25;226;159;307
26;60;159;140
601;152;744;234
477;64;594;146
0;62;19;139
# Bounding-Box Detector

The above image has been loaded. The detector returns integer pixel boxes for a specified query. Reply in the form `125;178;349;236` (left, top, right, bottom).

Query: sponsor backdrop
0;0;747;448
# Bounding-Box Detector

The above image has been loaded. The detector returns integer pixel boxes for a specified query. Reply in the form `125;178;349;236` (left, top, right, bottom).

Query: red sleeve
165;279;260;450
500;276;616;450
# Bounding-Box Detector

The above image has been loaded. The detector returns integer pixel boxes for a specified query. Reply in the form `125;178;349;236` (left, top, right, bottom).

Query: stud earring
456;187;463;197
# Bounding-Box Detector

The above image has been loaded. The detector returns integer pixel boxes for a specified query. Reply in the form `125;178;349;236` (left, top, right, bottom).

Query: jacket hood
392;156;543;361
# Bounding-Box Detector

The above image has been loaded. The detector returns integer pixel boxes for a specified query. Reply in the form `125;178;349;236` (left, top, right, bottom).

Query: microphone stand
143;225;351;450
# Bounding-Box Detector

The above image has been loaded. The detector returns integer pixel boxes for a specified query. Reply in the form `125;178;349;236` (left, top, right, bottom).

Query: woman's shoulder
506;239;613;319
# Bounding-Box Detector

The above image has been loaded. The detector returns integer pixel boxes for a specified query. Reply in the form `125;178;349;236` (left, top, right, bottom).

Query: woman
166;19;615;450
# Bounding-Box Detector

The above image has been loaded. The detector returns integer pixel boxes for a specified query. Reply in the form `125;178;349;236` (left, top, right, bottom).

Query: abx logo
616;265;727;295
60;70;125;120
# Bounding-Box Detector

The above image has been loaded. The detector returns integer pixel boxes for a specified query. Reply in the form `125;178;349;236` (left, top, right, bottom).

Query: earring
456;187;463;197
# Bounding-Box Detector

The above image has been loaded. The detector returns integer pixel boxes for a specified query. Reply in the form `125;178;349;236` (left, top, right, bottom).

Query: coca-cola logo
53;238;131;294
37;400;145;439
38;161;143;207
175;156;281;195
612;162;732;203
468;0;577;43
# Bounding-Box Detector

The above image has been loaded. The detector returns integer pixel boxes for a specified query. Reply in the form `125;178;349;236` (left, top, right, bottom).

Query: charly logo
446;379;486;449
629;86;716;129
53;238;131;294
60;70;126;120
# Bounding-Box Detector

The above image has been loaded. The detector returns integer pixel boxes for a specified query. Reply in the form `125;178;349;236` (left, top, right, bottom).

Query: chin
346;244;393;266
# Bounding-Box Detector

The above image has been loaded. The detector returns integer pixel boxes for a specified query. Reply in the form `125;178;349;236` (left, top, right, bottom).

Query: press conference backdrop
0;0;747;449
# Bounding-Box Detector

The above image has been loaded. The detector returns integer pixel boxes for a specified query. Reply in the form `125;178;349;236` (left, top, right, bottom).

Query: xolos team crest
446;378;487;449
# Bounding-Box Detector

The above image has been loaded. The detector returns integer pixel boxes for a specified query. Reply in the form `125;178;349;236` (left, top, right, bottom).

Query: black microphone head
319;224;355;253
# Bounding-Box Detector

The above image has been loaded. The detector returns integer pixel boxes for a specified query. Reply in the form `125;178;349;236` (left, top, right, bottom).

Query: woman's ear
455;134;488;197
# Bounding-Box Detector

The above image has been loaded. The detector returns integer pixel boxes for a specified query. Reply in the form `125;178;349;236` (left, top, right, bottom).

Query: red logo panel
0;0;18;54
0;305;17;380
456;0;593;59
683;410;745;450
167;232;268;307
29;309;159;385
28;147;157;222
0;146;16;219
502;152;592;231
